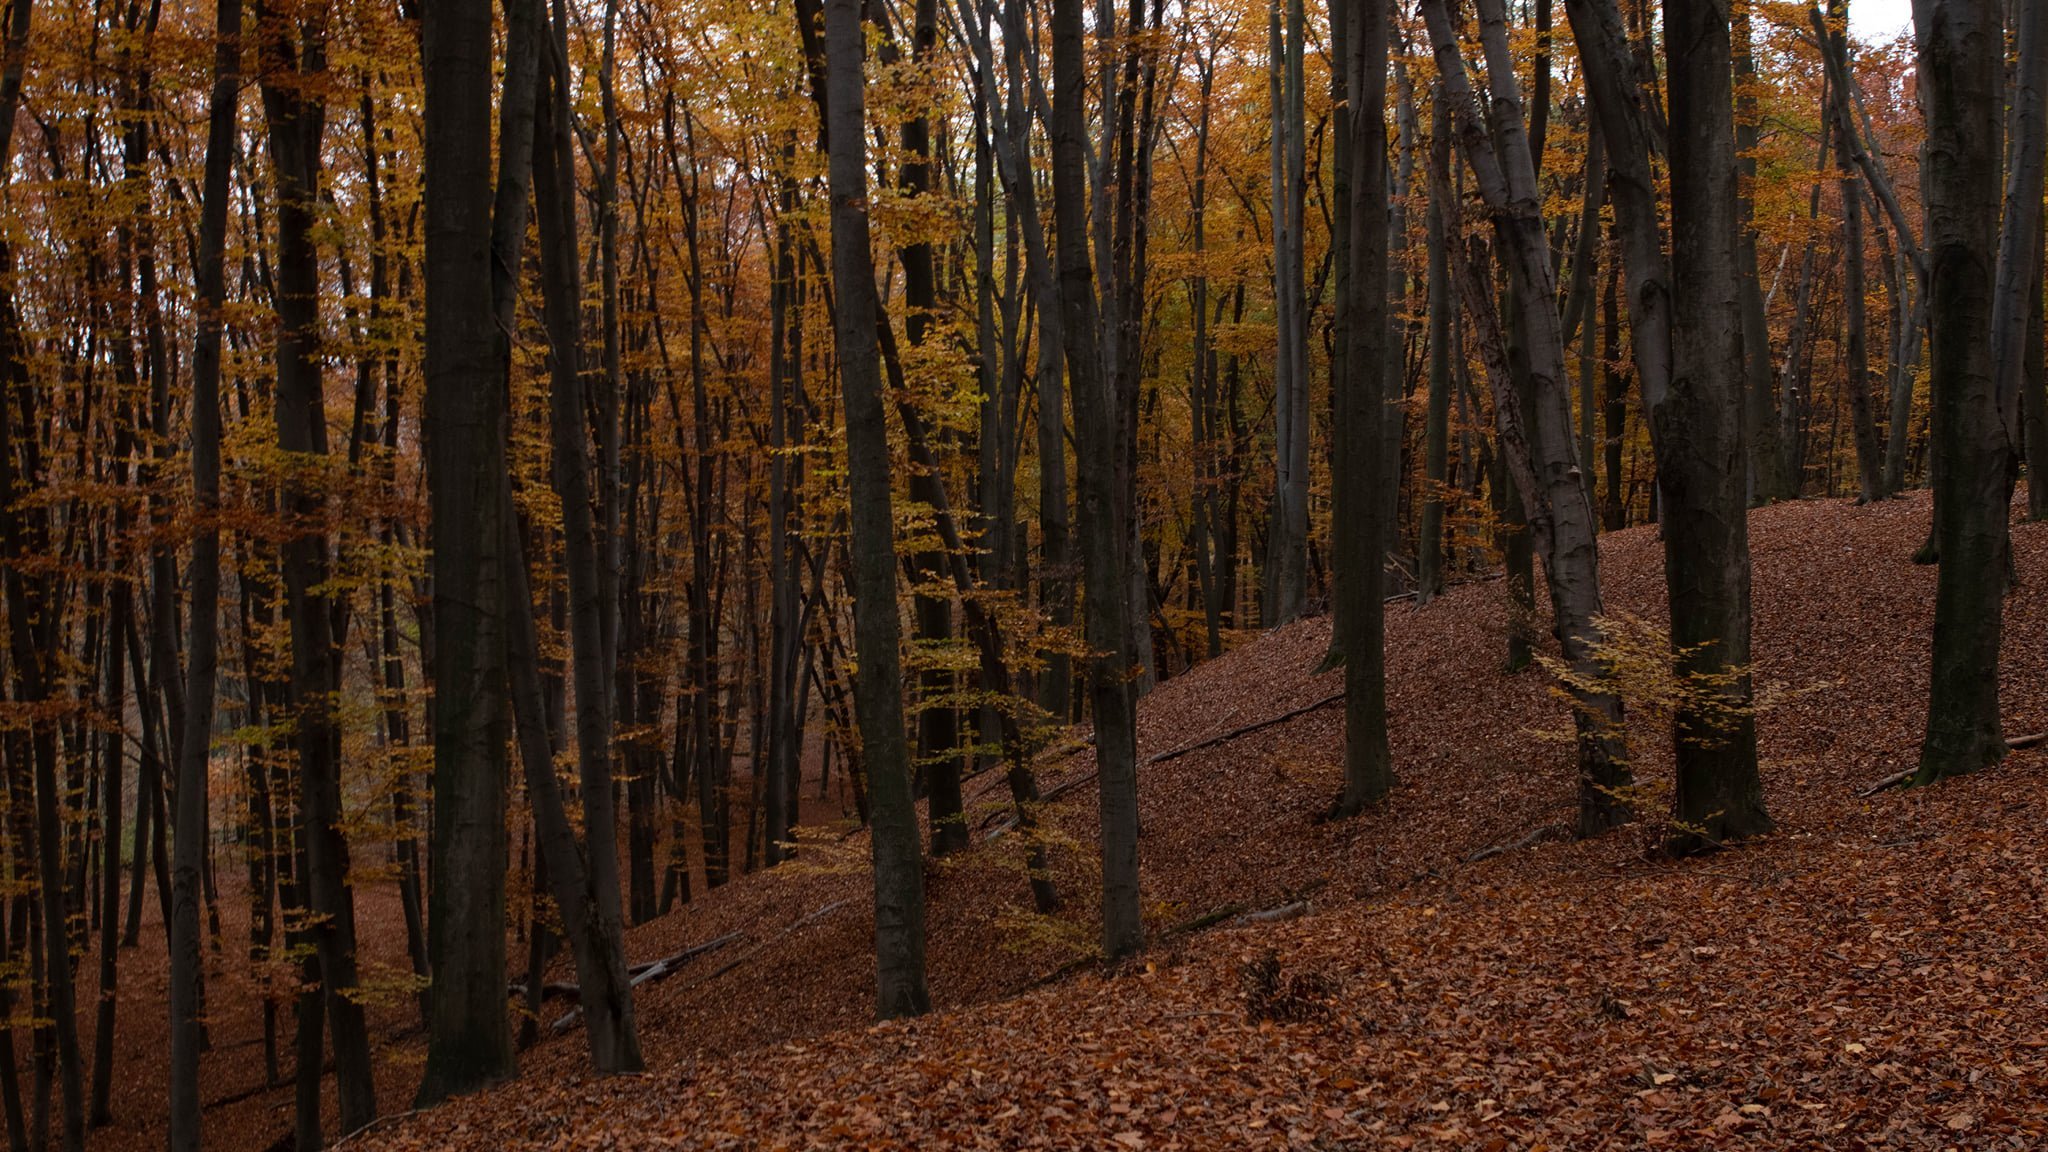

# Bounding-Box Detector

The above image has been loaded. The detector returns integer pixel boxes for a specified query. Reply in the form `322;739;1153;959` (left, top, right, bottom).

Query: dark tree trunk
819;0;931;1017
418;0;527;1102
166;0;238;1144
1417;84;1455;604
530;1;642;1072
1049;0;1143;959
1914;0;2009;782
1329;0;1392;817
1659;0;1770;847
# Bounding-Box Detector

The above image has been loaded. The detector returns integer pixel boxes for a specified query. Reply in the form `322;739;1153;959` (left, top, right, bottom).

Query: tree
1422;0;1630;837
168;0;240;1143
1329;0;1392;817
1659;0;1770;846
1049;0;1143;959
1914;0;2009;784
820;0;931;1017
420;0;517;1102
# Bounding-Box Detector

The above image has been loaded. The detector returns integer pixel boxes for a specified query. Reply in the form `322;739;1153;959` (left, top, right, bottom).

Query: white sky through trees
1849;0;1913;46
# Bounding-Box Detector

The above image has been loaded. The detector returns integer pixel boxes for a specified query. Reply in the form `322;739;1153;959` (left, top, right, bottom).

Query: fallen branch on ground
630;930;746;987
1231;900;1310;926
550;929;753;1033
1856;732;2047;798
1145;690;1346;767
1465;823;1568;863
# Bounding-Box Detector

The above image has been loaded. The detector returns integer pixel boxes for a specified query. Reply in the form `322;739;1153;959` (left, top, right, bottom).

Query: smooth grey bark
1914;0;2008;782
1659;0;1770;847
821;0;931;1015
1330;0;1393;817
1050;0;1143;959
1423;0;1631;837
1265;0;1309;625
419;0;520;1102
168;0;238;1144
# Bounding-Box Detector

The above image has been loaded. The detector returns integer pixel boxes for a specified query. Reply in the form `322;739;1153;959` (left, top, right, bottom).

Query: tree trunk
1329;0;1393;817
1424;0;1631;837
166;0;238;1143
257;8;377;1133
819;0;931;1016
529;2;644;1072
417;0;527;1101
1050;0;1143;960
1658;0;1771;847
1417;83;1454;604
1914;0;2009;782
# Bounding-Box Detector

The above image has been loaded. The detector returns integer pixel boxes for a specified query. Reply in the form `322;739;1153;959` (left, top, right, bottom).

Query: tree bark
418;0;523;1101
1329;0;1393;816
820;0;931;1016
1050;0;1143;959
166;0;238;1143
1914;0;2009;783
1659;0;1771;847
1423;0;1631;837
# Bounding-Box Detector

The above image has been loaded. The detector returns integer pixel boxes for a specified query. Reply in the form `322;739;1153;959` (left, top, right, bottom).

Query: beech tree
1914;0;2010;783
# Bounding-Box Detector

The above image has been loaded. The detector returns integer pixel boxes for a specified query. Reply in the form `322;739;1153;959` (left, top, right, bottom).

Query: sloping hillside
344;493;2048;1148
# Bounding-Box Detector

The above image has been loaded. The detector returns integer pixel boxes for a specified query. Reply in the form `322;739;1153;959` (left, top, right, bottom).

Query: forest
1;0;2046;1146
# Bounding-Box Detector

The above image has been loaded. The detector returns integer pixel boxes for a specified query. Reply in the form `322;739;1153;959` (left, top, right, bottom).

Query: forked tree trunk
1422;0;1631;837
530;8;643;1072
1049;0;1143;960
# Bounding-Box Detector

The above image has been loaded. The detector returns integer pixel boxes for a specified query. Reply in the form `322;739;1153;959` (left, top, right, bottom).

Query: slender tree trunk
1735;2;1786;503
529;5;643;1072
1425;0;1631;837
1050;0;1143;959
164;0;238;1144
2006;0;2048;521
1417;84;1455;604
819;0;931;1016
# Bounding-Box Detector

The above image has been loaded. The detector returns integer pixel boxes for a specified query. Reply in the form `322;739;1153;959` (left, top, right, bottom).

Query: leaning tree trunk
1658;0;1770;847
1422;0;1631;837
1914;0;2010;783
819;0;931;1016
530;5;644;1071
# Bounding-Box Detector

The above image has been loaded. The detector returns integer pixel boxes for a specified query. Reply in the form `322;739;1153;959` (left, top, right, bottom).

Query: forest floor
62;491;2048;1150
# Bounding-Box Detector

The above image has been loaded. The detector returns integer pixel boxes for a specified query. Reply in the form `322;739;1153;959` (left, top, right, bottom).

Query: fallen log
1145;690;1346;767
1855;732;2047;798
1464;823;1568;863
550;929;749;1033
630;930;746;987
1231;900;1310;926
